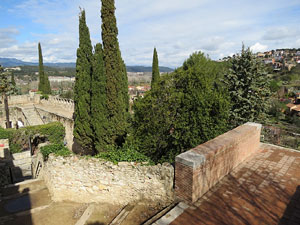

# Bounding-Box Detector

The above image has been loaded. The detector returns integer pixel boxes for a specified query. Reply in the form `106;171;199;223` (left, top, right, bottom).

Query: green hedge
0;122;65;154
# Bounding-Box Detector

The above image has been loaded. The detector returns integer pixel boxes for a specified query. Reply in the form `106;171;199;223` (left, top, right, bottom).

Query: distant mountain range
0;57;174;73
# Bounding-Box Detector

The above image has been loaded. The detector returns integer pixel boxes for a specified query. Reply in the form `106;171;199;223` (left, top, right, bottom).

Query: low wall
43;155;174;205
2;94;40;106
175;122;262;203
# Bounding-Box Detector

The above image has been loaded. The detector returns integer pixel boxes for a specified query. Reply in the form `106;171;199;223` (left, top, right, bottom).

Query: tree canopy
133;52;230;163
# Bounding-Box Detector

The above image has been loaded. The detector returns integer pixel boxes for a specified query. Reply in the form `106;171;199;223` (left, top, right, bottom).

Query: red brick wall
175;122;261;203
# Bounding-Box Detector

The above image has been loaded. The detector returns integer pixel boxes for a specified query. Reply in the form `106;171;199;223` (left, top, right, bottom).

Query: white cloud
250;43;268;53
0;0;299;67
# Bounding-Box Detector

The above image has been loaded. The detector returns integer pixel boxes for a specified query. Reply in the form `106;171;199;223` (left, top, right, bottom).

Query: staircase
0;179;52;225
21;107;44;126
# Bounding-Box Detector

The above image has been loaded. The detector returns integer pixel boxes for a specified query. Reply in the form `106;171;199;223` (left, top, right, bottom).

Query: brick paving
170;144;300;225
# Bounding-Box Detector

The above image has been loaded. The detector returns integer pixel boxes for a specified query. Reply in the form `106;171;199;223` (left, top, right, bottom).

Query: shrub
41;143;70;159
95;142;152;164
40;94;49;100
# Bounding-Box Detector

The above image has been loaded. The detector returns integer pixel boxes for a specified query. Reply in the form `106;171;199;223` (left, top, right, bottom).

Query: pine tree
151;47;160;88
91;43;109;152
38;43;51;94
73;9;94;154
223;45;271;128
101;0;129;145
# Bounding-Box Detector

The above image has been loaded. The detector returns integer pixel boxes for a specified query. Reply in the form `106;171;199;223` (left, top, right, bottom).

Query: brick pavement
170;144;300;225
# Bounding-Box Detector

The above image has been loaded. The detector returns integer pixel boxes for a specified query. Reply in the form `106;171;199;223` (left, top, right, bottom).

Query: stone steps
0;179;52;224
21;107;44;126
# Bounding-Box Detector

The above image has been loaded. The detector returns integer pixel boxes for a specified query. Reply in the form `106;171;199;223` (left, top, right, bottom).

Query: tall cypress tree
38;43;51;94
101;0;129;145
91;43;108;152
38;42;45;92
151;47;160;88
73;9;94;154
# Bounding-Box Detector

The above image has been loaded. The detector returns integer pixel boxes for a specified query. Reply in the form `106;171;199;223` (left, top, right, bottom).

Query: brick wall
175;122;262;203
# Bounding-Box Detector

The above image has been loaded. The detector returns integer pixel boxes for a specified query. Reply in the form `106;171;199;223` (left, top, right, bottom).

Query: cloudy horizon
0;0;299;68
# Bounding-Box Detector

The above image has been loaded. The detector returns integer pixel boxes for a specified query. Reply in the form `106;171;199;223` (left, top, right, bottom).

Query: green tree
151;47;160;88
0;65;16;128
101;0;129;146
73;9;94;154
223;45;271;128
91;43;109;152
38;43;51;94
133;52;230;163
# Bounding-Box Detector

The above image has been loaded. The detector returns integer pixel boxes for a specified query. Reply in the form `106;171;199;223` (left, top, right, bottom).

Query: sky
0;0;300;68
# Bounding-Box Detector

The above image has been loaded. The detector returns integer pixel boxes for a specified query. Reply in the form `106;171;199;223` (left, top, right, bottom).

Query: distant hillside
0;57;174;72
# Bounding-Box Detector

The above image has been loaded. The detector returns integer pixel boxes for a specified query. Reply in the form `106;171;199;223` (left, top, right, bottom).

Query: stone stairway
21;107;44;126
0;179;99;225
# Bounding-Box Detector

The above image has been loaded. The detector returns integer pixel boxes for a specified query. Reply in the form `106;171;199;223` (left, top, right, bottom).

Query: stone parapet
175;122;262;203
43;155;174;205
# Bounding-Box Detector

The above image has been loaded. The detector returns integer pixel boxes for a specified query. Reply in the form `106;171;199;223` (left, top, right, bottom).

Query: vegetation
73;10;94;154
223;46;271;128
38;43;51;94
91;43;109;152
132;52;230;163
151;48;160;88
40;143;71;159
101;0;129;146
95;143;152;164
0;65;16;128
0;122;65;154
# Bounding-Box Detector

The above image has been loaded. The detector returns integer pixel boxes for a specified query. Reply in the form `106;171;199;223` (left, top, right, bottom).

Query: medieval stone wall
42;154;174;205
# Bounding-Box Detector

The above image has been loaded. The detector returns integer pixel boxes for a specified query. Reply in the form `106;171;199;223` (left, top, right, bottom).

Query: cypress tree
38;43;51;94
38;42;45;92
101;0;129;145
151;47;160;88
91;43;108;152
73;9;94;154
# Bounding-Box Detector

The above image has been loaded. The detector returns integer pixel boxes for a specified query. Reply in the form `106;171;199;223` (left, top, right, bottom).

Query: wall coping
175;122;262;169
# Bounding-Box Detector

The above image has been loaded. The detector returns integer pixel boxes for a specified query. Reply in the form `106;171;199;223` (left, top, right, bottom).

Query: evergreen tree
151;47;160;88
223;45;271;128
73;9;94;154
133;52;230;163
38;43;51;94
91;43;108;152
11;73;16;87
0;65;15;128
101;0;129;145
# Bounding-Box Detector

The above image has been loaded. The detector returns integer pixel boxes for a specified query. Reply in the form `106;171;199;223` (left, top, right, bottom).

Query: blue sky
0;0;300;67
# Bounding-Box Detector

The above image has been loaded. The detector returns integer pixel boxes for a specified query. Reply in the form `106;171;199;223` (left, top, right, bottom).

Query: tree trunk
4;93;11;128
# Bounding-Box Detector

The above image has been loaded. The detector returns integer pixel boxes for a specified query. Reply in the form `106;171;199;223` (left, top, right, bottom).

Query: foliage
38;43;51;94
73;9;94;154
223;45;271;128
0;122;65;153
95;142;152;164
59;90;74;100
40;94;49;100
91;43;109;153
133;52;230;163
151;48;160;88
40;143;70;159
101;0;129;146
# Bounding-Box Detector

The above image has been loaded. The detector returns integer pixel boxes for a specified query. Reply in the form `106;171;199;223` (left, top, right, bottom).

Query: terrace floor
160;143;300;225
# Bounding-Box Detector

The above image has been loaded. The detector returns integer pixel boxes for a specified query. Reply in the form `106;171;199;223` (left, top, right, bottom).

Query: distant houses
286;93;300;116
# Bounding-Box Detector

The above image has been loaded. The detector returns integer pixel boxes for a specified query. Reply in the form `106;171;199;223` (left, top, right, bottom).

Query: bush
0;122;65;154
40;94;49;100
95;142;152;164
40;143;70;159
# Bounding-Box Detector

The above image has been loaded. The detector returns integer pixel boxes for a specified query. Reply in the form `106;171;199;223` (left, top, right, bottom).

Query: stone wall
1;94;40;106
36;107;74;150
43;155;174;205
175;122;262;203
